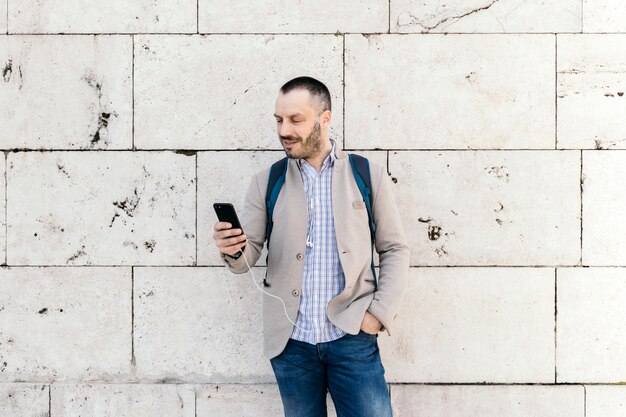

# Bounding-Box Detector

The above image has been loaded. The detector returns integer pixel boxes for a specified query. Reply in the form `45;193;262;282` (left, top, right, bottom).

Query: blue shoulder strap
265;156;289;250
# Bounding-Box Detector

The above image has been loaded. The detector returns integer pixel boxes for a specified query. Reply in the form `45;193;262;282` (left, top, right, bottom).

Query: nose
278;123;294;139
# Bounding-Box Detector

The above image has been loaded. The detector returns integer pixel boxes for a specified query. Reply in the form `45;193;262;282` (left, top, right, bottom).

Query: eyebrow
273;113;304;118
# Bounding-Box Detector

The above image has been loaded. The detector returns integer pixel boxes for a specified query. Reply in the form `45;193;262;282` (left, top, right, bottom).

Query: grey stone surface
392;0;581;33
0;383;49;417
557;35;626;149
134;34;343;150
583;0;626;32
582;151;626;265
0;267;131;382
50;383;195;416
0;35;132;149
389;150;581;266
345;34;555;149
199;0;387;33
7;151;195;265
8;0;195;33
391;384;584;417
585;385;626;417
133;267;273;383
379;267;555;383
557;267;626;382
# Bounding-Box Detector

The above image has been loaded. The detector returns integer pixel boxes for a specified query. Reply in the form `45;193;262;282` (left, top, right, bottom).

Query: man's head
274;76;332;160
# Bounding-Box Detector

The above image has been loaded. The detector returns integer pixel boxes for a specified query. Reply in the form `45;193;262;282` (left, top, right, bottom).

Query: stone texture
389;150;580;266
196;384;338;416
557;35;626;149
7;151;196;265
0;35;132;149
345;34;555;149
134;35;343;150
390;384;584;417
0;267;131;382
379;267;555;383
0;2;6;34
557;267;626;382
199;0;387;33
0;383;49;417
392;0;582;33
8;0;195;33
585;385;626;417
0;155;5;264
582;151;626;265
50;383;195;416
133;267;273;383
583;0;626;33
198;149;386;266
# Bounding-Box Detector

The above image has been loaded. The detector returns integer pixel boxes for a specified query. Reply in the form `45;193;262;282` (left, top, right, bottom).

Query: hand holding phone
213;203;247;257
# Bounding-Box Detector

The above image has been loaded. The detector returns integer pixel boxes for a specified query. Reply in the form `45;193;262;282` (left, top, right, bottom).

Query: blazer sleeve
220;171;268;274
367;162;411;336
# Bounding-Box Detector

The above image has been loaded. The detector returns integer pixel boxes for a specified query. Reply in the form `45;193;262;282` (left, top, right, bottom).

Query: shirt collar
297;138;337;171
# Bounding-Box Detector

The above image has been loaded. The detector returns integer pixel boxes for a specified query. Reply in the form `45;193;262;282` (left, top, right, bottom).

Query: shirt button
296;253;303;260
292;289;300;297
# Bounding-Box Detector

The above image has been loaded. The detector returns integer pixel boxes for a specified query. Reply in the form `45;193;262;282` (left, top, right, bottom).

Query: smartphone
213;203;244;235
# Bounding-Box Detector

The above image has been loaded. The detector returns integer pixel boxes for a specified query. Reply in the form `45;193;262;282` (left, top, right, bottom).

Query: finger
214;222;232;231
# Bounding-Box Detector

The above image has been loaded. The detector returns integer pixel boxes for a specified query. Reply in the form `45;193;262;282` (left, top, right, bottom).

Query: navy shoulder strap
265;156;289;250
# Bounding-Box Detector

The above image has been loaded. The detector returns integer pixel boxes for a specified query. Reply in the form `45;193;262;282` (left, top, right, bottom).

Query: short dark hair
279;76;332;114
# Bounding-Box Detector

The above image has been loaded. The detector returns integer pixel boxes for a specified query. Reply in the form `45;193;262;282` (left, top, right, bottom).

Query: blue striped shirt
290;138;348;344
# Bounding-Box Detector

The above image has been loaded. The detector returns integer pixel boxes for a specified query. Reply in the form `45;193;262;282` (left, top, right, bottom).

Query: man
213;76;410;417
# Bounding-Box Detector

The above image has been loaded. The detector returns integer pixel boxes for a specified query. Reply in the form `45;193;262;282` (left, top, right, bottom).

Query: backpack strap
348;153;378;289
263;156;289;287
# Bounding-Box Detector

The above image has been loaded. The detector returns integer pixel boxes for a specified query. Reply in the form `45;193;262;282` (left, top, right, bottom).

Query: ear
320;110;332;128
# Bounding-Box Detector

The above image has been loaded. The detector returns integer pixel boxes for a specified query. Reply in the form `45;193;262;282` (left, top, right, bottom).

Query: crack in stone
399;0;502;31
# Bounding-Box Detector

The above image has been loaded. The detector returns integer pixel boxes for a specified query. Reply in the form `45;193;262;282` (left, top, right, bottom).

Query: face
274;88;330;160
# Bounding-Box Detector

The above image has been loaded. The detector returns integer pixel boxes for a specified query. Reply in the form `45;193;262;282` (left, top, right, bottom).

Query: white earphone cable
238;248;311;333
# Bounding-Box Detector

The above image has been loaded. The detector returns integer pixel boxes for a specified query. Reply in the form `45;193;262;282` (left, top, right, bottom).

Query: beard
281;118;323;160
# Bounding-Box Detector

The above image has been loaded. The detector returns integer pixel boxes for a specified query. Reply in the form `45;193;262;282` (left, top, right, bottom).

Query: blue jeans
269;330;393;417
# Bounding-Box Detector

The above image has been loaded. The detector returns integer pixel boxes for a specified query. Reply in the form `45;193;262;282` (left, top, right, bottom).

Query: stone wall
2;1;626;415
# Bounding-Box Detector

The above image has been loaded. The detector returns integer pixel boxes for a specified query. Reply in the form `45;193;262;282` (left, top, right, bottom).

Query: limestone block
582;151;626;265
50;383;195;417
390;384;584;417
134;35;343;150
379;267;555;383
389;150;580;266
134;267;274;383
7;151;195;265
196;384;338;416
345;34;555;149
583;0;626;33
557;267;626;382
0;156;5;263
8;0;195;33
0;4;6;34
199;0;387;33
585;385;626;417
0;267;131;382
392;0;581;33
0;383;49;417
557;35;626;149
0;35;132;149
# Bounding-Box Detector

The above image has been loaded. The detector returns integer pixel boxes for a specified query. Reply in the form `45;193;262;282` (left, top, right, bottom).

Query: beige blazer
221;145;410;359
